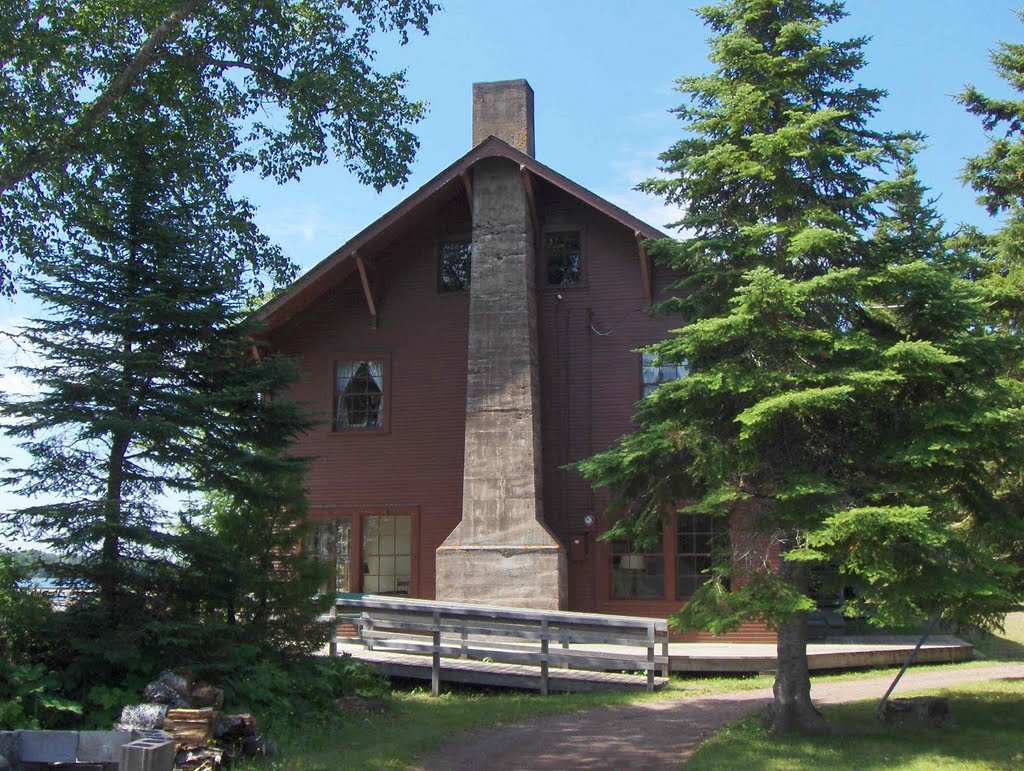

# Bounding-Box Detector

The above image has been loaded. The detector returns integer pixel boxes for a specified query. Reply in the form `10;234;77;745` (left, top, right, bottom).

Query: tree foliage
1;91;315;613
0;0;437;295
579;0;1024;735
959;16;1024;330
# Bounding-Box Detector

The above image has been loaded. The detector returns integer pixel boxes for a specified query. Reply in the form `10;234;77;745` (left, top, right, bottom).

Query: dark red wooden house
256;80;772;641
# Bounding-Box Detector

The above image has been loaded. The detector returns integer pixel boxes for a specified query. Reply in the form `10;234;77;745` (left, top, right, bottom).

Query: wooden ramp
329;596;670;695
340;644;670;692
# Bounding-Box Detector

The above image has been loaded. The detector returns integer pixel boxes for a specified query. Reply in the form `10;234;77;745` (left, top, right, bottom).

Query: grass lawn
685;612;1024;770
686;679;1024;770
964;611;1024;661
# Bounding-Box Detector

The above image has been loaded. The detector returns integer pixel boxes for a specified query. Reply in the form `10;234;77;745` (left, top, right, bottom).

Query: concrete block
77;730;132;762
0;733;18;764
19;730;78;763
119;735;175;771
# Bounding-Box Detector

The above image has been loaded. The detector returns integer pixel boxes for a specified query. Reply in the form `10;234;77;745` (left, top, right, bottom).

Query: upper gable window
438;241;472;292
544;231;581;286
641;352;688;397
334;359;384;430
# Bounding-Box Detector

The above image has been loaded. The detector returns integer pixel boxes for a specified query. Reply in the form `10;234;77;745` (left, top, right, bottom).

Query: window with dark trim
611;530;665;599
544;230;582;286
334;359;384;430
438;240;472;292
676;514;726;598
641;351;688;397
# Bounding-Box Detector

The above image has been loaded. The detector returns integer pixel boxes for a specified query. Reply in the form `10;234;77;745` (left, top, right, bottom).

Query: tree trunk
100;429;132;617
766;558;830;736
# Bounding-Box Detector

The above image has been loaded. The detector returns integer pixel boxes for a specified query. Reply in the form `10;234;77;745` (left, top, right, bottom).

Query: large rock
142;671;191;708
117;703;168;731
881;696;956;729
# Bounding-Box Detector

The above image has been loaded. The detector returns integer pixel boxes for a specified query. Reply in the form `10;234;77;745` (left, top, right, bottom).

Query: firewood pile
117;671;273;770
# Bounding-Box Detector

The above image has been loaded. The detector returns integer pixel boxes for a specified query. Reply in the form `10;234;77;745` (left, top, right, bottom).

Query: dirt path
417;663;1024;770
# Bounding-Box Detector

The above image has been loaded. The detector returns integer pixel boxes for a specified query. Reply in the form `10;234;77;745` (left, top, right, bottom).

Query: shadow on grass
969;634;1024;661
687;685;1024;770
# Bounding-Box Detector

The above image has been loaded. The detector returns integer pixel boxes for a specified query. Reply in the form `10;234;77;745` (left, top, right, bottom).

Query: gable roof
254;136;670;330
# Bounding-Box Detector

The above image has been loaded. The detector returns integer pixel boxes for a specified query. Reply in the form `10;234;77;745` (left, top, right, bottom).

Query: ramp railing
328;595;670;695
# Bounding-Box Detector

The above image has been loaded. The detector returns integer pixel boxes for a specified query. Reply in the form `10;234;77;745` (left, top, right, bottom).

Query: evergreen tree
579;0;1024;735
173;475;330;658
959;17;1024;331
0;93;313;628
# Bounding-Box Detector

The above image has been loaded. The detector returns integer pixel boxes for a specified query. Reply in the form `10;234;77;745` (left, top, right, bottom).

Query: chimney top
472;80;535;158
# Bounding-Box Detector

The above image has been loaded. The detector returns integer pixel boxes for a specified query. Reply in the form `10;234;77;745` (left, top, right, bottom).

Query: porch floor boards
662;635;974;672
335;634;974;687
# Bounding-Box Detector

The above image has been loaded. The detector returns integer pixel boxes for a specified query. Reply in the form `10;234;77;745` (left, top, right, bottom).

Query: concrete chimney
436;80;566;610
472;80;535;157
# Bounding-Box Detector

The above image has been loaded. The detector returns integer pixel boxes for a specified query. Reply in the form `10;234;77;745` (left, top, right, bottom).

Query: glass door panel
310;516;353;595
335;517;353;593
362;514;412;595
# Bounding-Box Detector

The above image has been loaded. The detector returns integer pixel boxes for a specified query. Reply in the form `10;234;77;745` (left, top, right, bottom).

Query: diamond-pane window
334;360;384;430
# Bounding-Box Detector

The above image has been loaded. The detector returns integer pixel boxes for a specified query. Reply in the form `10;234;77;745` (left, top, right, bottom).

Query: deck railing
328;595;670;695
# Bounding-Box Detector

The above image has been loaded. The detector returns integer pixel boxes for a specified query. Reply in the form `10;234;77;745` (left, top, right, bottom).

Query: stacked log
117;671;272;770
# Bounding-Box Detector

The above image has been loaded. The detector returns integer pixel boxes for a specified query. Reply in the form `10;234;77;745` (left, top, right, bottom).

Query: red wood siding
272;182;775;642
270;194;471;599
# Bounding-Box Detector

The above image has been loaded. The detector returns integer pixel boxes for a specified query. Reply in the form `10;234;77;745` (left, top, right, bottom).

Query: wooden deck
327;596;974;693
334;635;974;691
338;644;670;692
665;635;974;673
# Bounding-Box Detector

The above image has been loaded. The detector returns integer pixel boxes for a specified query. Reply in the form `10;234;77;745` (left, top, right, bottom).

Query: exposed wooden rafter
254;137;668;331
635;231;653;304
354;253;378;328
460;171;473;216
520;165;540;251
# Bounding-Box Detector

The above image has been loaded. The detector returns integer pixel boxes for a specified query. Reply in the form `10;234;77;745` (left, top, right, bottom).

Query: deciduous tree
0;0;436;295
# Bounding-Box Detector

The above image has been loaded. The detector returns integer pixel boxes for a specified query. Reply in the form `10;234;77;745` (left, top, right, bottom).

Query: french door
310;509;414;596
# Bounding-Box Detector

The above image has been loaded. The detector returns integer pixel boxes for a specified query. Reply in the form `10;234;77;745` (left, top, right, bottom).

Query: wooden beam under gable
460;171;473;217
635;231;653;305
520;165;540;252
354;253;379;328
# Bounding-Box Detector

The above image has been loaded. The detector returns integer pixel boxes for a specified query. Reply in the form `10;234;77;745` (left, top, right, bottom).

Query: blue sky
2;0;1021;545
237;0;1021;275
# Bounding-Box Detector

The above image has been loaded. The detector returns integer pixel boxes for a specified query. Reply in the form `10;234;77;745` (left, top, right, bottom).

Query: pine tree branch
0;0;211;194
